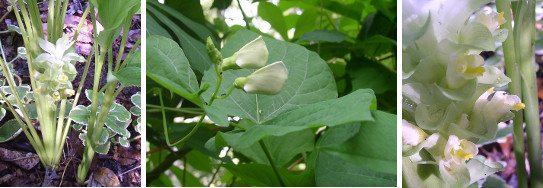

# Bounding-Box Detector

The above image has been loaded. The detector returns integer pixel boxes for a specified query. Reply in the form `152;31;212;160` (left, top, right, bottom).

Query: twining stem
162;62;224;147
496;0;527;187
513;0;542;187
259;140;285;186
237;0;251;30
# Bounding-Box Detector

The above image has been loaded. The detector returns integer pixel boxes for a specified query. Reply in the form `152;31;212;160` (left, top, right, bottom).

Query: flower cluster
33;35;84;105
402;0;522;187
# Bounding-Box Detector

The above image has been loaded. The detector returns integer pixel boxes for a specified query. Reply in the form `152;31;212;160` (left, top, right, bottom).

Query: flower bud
234;61;288;95
206;37;222;64
223;36;268;70
402;119;427;146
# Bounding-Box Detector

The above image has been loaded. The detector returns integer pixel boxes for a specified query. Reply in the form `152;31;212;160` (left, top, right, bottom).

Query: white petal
244;61;288;95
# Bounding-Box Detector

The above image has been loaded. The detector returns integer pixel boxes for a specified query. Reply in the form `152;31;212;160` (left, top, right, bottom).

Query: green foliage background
146;0;397;186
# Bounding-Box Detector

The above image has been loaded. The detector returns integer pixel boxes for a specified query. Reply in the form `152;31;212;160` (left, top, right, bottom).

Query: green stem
159;90;207;147
146;104;204;114
259;140;285;186
496;0;527;187
215;84;235;99
514;0;542;187
237;0;251;30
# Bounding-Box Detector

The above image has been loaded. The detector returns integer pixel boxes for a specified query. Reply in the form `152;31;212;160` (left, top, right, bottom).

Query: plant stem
237;0;251;30
496;0;528;187
514;0;542;187
259;140;285;186
146;104;204;114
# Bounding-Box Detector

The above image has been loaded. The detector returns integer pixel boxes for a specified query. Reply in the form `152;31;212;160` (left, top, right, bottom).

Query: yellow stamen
498;12;506;25
464;66;485;75
513;103;525;110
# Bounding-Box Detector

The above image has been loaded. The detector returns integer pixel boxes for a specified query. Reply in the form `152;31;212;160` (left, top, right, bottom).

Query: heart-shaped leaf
201;29;337;125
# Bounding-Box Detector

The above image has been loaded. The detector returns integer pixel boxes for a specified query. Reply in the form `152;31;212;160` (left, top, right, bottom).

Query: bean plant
0;0;141;185
402;0;541;187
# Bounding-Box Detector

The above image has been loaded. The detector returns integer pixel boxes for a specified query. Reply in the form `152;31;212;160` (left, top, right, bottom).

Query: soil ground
0;0;141;186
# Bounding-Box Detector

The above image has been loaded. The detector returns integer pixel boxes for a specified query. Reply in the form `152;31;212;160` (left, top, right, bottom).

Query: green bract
402;0;522;187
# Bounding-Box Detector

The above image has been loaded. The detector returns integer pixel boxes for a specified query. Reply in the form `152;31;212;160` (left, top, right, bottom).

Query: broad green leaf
149;0;220;46
146;35;201;106
257;2;289;40
201;29;337;125
211;0;233;10
293;9;318;39
147;6;213;74
223;164;315;186
315;111;397;186
146;13;172;38
163;0;207;25
115;50;141;87
228;89;376;149
296;30;349;43
186;150;213;173
170;166;204;187
0;119;22;143
91;0;140;30
220;129;314;167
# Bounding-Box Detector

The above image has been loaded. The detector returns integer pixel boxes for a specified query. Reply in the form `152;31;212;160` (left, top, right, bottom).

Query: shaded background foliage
146;0;397;186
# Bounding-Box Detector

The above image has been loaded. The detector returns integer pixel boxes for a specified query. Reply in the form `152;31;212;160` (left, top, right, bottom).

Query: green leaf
0;107;5;121
146;35;201;106
296;30;349;43
211;0;233;10
120;137;130;147
220;129;314;167
170;166;205;187
0;119;22;143
186;150;213;173
92;0;140;30
7;24;21;34
146;13;172;38
293;8;318;39
315;111;397;186
115;50;141;87
201;29;337;125
229;89;376;149
147;5;213;74
95;141;111;154
223;164;315;186
130;92;141;116
69;103;131;136
257;2;289;40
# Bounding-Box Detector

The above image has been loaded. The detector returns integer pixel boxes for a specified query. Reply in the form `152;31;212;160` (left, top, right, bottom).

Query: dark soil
0;0;141;186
